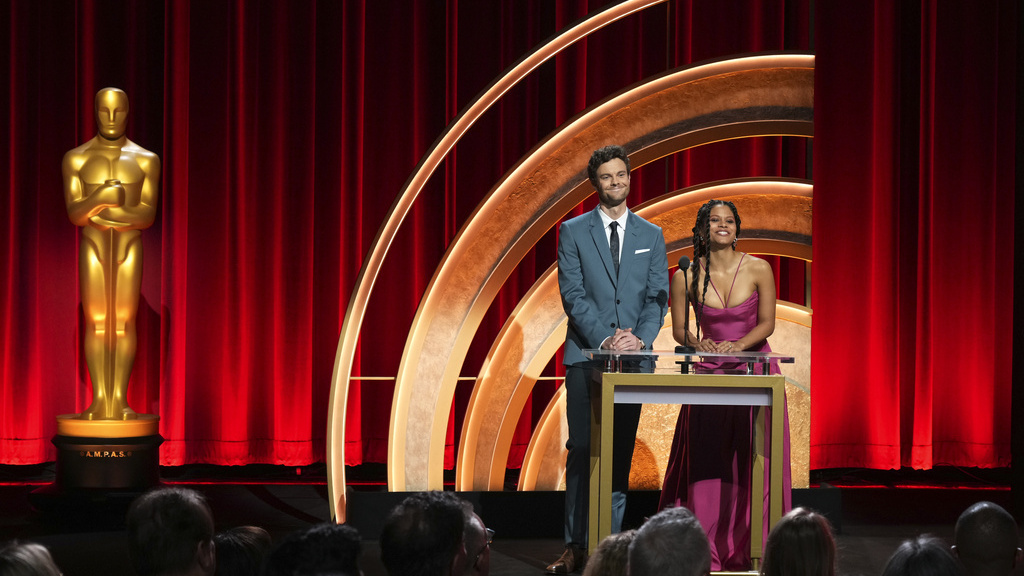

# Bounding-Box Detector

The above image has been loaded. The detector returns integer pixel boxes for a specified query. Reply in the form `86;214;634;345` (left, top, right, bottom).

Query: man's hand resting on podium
602;328;644;351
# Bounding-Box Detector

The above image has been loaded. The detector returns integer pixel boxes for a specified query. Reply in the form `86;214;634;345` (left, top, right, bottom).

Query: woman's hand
714;340;741;353
695;338;716;352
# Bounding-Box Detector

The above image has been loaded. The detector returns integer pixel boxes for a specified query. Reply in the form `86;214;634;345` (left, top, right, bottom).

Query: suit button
610;323;616;328
616;299;621;304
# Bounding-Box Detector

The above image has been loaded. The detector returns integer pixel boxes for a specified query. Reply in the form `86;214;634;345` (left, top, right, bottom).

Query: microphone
675;255;696;355
655;289;669;346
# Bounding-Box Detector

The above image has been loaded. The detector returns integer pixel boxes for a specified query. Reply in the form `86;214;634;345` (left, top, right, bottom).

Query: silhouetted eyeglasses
473;528;496;564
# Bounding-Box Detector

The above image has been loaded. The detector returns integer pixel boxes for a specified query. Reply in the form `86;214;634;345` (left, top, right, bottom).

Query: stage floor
0;466;1016;576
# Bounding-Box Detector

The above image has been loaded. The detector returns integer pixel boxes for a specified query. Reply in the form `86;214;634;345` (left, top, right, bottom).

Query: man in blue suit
547;145;669;573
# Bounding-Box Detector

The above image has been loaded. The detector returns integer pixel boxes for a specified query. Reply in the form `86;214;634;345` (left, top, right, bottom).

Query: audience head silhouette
462;511;491;576
881;535;964;576
380;491;470;576
628;506;710;576
126;487;216;576
0;541;62;576
582;530;635;576
212;525;272;576
261;522;361;576
953;501;1021;576
759;507;836;576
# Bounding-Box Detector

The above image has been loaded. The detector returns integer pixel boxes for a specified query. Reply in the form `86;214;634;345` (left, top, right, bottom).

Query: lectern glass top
582;349;794;374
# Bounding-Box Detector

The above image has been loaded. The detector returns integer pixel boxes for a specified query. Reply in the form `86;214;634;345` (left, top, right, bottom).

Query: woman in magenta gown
659;199;792;571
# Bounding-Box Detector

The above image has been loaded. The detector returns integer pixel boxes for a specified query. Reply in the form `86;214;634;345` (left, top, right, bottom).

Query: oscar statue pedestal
29;415;163;517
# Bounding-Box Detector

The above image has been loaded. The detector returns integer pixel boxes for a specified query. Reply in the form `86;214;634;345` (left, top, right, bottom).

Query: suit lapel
588;207;617;284
618;212;639;285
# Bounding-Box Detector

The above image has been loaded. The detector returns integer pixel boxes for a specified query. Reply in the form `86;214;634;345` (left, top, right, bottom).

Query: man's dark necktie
609;221;619;276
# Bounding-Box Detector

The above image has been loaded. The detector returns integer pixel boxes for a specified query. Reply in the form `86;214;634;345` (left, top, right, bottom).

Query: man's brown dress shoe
545;544;588;574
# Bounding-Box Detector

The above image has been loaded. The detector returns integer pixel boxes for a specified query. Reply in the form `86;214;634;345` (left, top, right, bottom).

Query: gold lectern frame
588;369;786;567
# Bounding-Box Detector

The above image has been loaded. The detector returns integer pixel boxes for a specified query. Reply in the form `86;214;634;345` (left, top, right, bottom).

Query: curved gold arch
518;383;570;491
388;55;812;492
457;183;812;490
327;0;669;519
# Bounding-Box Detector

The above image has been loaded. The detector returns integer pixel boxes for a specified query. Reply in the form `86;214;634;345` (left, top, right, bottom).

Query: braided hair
690;199;741;343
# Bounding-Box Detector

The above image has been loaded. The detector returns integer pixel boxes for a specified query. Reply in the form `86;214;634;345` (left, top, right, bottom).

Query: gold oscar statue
28;88;163;505
61;87;159;423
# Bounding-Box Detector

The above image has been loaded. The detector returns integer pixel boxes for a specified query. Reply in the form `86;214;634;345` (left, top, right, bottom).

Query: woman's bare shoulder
671;268;689;288
740;254;775;282
742;253;772;270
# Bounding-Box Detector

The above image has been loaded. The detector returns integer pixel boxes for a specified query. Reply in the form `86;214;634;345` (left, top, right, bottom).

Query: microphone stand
674;257;695;373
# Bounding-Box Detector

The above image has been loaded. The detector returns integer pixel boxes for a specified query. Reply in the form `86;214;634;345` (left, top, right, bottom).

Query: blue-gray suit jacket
557;206;669;366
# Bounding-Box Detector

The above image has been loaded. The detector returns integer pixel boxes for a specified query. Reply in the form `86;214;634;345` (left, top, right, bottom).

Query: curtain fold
811;0;1015;470
2;2;81;464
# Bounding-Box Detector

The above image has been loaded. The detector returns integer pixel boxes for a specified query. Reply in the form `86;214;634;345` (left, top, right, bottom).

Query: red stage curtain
811;1;1016;469
20;0;1014;472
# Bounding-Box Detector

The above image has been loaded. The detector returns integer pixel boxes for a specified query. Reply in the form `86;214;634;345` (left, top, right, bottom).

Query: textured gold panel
630;403;681;490
517;385;569;491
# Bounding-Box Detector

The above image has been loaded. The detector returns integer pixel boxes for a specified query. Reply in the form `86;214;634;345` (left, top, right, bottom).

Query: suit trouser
564;363;642;547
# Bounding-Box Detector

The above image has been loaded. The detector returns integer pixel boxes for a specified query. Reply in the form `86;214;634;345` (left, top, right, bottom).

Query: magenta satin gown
658;288;793;571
